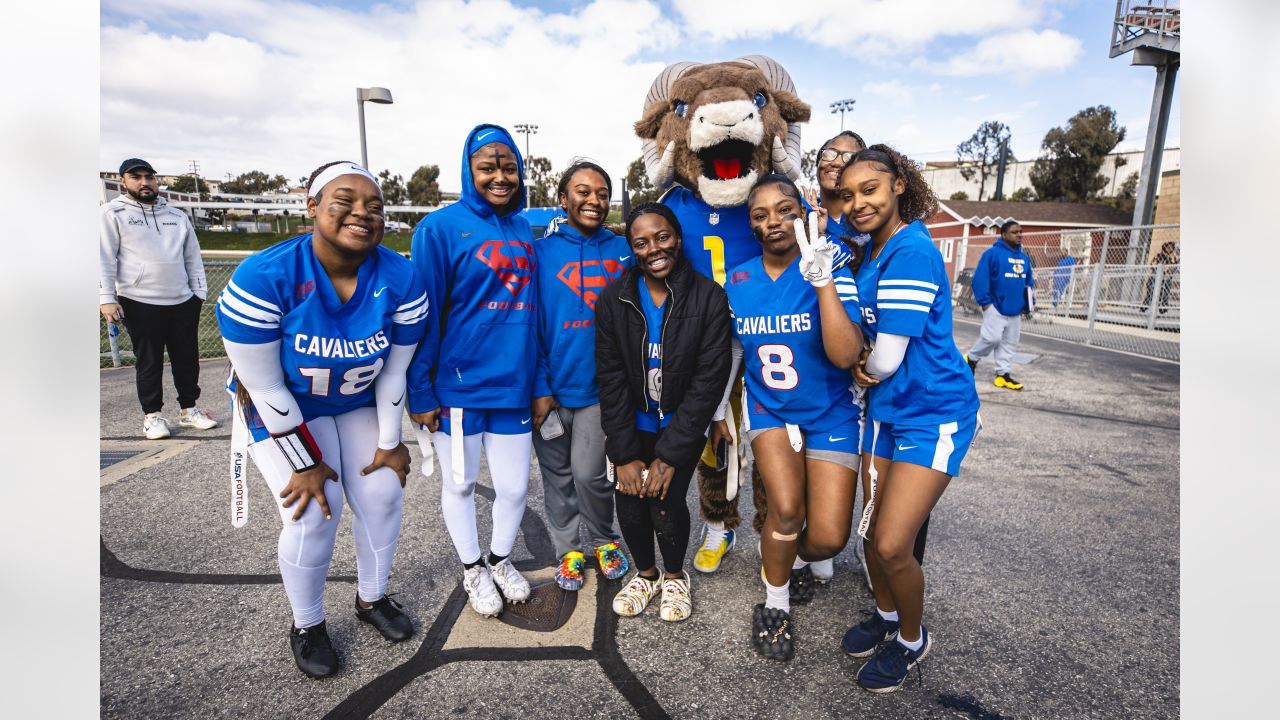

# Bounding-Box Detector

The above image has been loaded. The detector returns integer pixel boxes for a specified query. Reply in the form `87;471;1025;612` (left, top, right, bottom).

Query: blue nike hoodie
971;238;1035;316
533;217;632;408
408;124;537;413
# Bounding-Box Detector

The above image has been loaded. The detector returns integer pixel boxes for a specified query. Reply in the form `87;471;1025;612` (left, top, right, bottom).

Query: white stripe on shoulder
218;297;278;329
879;278;939;292
219;289;281;324
396;292;427;313
226;279;281;313
877;289;935;303
392;305;428;324
877;302;931;312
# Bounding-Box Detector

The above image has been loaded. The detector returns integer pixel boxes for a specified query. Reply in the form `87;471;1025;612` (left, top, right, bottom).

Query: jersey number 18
298;358;385;397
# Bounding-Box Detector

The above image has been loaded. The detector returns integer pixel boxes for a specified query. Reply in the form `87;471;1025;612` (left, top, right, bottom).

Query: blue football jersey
726;255;863;431
853;221;979;425
217;234;428;421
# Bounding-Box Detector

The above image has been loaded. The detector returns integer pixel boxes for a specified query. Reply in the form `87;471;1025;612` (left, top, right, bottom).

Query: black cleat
752;604;796;661
964;354;978;374
789;564;817;605
355;593;414;642
290;621;340;679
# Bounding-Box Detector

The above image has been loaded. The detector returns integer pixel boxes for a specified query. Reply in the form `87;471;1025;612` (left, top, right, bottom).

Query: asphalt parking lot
100;324;1179;719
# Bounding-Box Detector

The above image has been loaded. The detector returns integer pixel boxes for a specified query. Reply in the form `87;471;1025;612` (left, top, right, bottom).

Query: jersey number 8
758;344;799;390
298;358;385;397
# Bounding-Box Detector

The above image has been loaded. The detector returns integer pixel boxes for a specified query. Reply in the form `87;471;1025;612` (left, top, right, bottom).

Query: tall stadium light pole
830;98;856;131
356;87;394;169
513;123;539;178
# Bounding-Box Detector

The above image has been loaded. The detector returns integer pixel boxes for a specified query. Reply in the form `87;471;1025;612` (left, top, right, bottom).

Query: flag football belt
272;422;324;473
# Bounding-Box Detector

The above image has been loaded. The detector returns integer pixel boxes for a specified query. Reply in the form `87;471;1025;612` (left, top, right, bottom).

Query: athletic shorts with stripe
861;414;978;477
746;400;861;470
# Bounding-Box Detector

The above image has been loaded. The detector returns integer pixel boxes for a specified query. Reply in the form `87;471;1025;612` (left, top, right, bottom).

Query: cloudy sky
100;0;1180;194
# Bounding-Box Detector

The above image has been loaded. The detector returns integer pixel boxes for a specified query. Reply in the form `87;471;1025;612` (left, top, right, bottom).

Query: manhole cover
497;577;577;632
101;450;144;470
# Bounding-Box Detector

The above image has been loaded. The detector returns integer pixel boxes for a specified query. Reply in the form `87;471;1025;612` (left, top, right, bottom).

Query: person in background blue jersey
406;124;538;618
217;161;427;679
726;175;866;661
965;220;1034;390
836;145;981;693
530;161;633;592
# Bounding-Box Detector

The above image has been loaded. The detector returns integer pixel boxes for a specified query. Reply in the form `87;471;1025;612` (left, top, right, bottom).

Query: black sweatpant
614;429;697;574
119;295;203;414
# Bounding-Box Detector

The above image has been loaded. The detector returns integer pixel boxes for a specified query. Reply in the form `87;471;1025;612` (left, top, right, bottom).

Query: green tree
800;148;819;183
949;190;970;201
625;157;661;208
168;175;210;200
221;170;288;195
525;156;557;208
956;120;1013;202
377;169;408;205
1029;105;1126;202
1009;187;1036;202
407;164;442;207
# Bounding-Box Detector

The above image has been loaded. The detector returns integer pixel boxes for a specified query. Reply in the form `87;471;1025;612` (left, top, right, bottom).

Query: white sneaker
143;413;171;440
179;406;219;430
853;536;874;592
462;565;503;617
488;557;531;603
811;557;834;584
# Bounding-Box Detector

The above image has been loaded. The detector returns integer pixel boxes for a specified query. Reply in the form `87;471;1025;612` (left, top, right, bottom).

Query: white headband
308;162;382;199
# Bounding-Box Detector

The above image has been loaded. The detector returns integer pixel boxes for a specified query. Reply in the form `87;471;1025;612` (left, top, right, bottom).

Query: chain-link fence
100;259;240;368
953;224;1180;362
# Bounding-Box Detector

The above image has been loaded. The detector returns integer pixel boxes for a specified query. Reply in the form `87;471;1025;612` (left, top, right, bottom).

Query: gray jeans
532;403;620;558
968;306;1022;375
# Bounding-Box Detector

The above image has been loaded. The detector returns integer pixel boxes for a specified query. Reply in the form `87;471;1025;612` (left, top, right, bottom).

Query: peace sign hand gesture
794;211;835;288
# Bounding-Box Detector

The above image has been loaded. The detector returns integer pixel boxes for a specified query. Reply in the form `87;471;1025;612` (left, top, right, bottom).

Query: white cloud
921;29;1084;77
671;0;1055;51
969;93;991;103
100;0;680;193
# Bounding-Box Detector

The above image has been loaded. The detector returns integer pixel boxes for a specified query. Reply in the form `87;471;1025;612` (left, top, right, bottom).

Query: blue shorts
746;401;861;469
861;414;978;477
438;407;532;436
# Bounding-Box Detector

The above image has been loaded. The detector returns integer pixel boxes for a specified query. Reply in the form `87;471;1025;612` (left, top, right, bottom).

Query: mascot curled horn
634;55;809;567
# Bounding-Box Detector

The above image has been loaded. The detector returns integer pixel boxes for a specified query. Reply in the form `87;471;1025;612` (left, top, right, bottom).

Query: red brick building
925;200;1133;281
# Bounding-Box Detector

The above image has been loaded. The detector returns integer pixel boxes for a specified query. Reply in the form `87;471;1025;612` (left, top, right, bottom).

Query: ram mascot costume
634;55;810;564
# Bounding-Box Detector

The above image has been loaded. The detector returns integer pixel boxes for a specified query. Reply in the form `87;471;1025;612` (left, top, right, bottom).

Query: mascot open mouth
699;139;757;181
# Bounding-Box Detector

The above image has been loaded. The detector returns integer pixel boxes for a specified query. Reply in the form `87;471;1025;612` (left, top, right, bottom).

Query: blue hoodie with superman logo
408;124;537;413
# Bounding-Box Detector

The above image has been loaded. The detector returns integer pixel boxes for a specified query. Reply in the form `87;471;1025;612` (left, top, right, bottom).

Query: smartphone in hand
539;408;565;441
714;438;729;472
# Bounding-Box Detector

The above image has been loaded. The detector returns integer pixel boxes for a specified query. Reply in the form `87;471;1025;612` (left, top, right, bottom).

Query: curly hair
841;144;938;224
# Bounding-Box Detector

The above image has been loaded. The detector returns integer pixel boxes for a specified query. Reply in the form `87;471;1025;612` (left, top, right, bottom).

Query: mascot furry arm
635;55;811;208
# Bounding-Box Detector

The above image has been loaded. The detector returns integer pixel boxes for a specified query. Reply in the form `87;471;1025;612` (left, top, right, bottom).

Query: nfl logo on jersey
709;212;719;226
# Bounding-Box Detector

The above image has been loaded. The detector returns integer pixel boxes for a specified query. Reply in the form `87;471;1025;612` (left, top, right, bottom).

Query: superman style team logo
475;240;536;296
557;260;626;310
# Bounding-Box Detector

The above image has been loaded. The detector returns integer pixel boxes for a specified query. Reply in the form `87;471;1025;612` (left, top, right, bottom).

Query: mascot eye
753;92;767;109
675;101;688;118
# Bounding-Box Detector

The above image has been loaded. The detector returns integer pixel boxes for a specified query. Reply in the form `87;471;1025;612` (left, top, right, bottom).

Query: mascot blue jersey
726;255;863;431
854;220;979;425
216;234;428;421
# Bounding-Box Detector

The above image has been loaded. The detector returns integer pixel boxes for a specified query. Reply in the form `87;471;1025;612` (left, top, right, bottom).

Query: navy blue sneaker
857;626;931;693
841;609;900;658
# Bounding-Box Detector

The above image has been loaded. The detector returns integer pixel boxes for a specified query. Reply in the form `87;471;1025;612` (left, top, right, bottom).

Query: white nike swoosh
373;287;387;297
828;436;847;442
620;255;631;261
897;444;917;451
521;418;531;425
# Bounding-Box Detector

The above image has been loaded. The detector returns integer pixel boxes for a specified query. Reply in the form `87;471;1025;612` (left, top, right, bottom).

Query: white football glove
794;211;835;288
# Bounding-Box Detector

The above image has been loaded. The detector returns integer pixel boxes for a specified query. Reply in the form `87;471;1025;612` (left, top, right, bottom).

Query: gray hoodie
99;194;207;305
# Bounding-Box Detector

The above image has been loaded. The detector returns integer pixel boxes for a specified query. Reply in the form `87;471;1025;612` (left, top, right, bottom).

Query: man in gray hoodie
100;158;218;438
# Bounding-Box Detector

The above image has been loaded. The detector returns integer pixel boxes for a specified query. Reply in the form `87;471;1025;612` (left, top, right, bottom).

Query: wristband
272;422;323;472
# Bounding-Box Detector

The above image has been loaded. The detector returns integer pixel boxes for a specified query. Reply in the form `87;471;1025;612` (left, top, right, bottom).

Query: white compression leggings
431;429;532;564
249;406;404;628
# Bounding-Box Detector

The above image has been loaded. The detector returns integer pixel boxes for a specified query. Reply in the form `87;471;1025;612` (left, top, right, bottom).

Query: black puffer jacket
595;256;731;470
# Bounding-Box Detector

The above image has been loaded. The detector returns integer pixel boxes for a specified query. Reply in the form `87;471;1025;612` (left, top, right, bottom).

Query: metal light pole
356;87;394;169
513;123;539;174
830;98;856;131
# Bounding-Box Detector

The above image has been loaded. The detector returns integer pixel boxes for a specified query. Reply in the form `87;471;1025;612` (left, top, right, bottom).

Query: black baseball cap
119;158;156;174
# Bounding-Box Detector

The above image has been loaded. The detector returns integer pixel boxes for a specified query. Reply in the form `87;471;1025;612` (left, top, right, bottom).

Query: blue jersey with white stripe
854;221;979;425
726;255;863;431
216;234;428;421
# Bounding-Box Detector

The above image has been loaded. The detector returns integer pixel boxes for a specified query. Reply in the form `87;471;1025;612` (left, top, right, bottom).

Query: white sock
764;578;790;613
792;555;809;570
897;630;924;651
703;521;726;548
877;607;899;622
